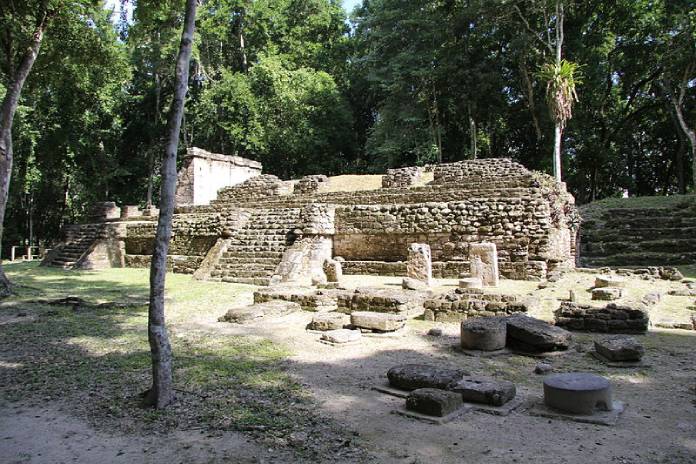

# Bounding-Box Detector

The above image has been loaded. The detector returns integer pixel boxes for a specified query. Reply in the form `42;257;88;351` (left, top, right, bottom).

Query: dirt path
2;271;696;463
0;401;296;464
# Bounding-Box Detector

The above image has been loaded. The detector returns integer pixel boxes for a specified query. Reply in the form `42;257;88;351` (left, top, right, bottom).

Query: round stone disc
544;372;609;392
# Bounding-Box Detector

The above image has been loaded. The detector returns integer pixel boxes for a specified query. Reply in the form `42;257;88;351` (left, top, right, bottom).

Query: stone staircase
210;208;302;285
580;202;696;267
43;224;103;268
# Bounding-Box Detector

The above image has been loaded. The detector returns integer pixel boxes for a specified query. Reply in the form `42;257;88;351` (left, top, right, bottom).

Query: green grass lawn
0;262;310;436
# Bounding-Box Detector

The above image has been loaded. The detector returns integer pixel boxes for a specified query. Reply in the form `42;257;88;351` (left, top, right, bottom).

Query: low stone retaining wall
554;301;649;333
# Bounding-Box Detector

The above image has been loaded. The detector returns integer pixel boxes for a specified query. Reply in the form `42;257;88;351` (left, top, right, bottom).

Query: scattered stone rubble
423;288;528;322
554;301;650;334
387;363;519;419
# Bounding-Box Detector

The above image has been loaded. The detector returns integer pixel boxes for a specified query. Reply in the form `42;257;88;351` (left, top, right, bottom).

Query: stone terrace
44;152;578;284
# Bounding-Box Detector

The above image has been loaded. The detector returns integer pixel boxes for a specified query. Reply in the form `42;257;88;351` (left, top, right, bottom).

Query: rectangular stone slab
449;377;517;406
393;405;471;425
527;399;626;426
351;311;406;331
406;388;464;417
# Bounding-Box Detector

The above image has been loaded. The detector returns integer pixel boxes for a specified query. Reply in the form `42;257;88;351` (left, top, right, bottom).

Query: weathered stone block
406;243;432;286
592;287;622;301
460;317;507;351
323;258;343;282
402;277;428;290
594;336;644;361
219;300;300;323
406;388;463;417
351;311;406;331
449;377;516;406
469;243;499;287
459;277;483;289
308;312;349;331
506;314;572;352
595;275;627;288
320;329;361;344
387;364;467;391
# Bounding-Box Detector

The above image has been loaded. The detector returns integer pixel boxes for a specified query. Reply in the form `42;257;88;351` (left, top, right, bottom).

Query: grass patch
0;263;318;438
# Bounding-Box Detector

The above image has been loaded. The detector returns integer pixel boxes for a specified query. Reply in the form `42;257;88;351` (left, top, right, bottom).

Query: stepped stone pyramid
44;147;580;283
579;199;696;267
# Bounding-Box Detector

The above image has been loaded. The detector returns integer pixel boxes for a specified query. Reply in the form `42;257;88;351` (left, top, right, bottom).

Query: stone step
220;276;272;285
215;263;277;272
581;238;696;256
601;216;696;229
603;207;696;219
224;245;287;253
219;257;279;265
217;269;275;279
580;251;696;267
581;226;696;242
223;251;285;259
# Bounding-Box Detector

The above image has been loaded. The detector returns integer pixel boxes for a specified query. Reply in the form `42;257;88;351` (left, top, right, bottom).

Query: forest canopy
1;0;694;249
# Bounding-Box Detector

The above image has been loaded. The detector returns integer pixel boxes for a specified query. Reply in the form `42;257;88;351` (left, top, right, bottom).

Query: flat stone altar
543;372;612;415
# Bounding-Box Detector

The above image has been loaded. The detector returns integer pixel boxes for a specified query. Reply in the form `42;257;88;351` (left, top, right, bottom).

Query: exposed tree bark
144;0;197;409
519;60;542;142
551;1;564;182
0;6;49;296
664;63;696;190
467;101;477;159
146;68;162;208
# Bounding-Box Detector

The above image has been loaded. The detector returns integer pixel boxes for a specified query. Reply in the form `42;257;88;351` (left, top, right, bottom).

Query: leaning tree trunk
0;11;48;296
145;0;197;409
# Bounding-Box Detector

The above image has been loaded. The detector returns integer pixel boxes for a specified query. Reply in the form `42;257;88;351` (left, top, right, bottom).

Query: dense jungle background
1;0;694;249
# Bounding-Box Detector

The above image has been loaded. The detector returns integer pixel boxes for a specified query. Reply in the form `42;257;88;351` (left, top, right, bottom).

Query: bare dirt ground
2;268;696;463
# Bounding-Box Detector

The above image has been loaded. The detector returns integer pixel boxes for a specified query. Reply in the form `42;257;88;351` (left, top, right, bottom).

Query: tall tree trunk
669;92;696;190
552;0;564;182
146;70;162;208
467;101;477;159
145;0;197;409
553;125;562;182
519;60;542;142
0;8;48;296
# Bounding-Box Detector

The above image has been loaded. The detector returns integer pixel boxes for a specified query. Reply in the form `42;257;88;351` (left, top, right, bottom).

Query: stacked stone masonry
44;153;577;283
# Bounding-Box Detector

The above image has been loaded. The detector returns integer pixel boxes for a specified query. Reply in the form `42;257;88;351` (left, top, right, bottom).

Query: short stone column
407;243;433;286
460;317;507;351
543;372;613;415
469;243;499;287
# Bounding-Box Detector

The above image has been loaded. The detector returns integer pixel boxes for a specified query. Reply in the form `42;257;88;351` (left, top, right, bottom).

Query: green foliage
536;59;583;128
2;0;695;250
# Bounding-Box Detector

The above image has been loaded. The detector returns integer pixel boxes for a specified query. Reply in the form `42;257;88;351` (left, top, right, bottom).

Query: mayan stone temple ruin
42;147;578;287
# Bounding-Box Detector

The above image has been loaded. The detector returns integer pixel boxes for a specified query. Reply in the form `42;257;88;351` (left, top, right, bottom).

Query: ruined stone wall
175;147;262;206
382;167;423;188
53;157;577;280
214;174;293;204
332;195;558;279
121;209;250;274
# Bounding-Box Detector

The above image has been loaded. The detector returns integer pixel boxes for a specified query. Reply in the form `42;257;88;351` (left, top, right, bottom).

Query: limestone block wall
382;167;423;188
295;175;329;195
332;196;559;279
214;174;293;204
121;209;250;274
175;147;262;206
